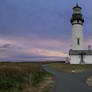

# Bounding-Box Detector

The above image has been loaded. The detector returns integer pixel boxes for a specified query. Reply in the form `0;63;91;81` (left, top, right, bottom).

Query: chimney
88;45;91;50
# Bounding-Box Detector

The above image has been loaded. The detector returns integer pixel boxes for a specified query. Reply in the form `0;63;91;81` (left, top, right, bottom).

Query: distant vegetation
0;62;54;92
48;63;92;73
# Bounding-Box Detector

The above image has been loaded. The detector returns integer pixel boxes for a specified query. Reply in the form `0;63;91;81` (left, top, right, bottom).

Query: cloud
0;0;91;61
0;31;91;61
25;48;69;57
0;36;69;61
0;43;13;48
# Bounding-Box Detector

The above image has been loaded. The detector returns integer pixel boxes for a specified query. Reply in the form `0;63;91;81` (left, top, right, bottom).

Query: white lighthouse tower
71;4;84;50
69;4;92;64
69;4;85;64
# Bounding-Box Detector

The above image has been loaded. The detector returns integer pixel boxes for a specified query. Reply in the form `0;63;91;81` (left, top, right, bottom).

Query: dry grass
38;75;54;92
0;62;41;76
87;76;92;87
0;62;54;92
48;63;92;73
23;75;54;92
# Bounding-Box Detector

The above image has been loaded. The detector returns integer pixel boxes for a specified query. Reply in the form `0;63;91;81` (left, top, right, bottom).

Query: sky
0;0;92;61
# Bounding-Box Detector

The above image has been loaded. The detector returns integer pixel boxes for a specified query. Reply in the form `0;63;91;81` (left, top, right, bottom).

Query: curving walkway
42;65;92;92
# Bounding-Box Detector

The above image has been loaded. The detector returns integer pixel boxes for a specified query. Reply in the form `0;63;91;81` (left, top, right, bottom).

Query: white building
69;4;92;64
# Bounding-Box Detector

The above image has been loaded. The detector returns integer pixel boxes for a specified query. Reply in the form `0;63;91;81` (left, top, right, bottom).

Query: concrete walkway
42;65;92;92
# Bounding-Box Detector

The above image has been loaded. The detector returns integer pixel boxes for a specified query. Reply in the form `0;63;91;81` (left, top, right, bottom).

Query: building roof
69;49;92;55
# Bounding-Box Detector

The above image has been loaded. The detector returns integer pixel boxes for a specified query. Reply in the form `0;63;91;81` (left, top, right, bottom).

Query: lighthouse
69;4;85;64
69;4;92;64
71;3;84;50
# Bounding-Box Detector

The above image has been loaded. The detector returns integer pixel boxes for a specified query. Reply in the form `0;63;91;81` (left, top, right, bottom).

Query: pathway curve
42;65;92;92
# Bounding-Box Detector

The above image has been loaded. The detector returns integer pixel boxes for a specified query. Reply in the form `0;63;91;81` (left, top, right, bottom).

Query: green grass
0;62;51;92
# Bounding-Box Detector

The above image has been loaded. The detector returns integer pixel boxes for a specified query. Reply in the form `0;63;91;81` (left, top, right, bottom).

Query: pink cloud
0;35;69;61
25;48;69;57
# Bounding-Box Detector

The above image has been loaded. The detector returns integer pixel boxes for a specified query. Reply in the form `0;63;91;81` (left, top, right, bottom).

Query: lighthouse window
77;38;80;45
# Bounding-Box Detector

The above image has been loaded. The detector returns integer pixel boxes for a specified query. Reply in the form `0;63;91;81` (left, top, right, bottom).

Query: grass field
0;62;54;92
1;62;92;91
48;63;92;73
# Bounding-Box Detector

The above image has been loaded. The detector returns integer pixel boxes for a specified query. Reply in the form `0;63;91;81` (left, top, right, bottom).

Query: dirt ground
23;75;55;92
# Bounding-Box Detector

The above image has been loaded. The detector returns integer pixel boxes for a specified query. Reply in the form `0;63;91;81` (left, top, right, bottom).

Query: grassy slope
0;62;54;92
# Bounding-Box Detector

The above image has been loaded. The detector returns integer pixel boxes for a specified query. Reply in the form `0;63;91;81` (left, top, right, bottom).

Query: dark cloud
0;44;11;48
6;55;65;61
0;43;21;49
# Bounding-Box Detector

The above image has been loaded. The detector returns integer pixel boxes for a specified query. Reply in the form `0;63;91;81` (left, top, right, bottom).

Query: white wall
70;55;80;64
70;55;92;64
84;55;92;64
72;24;84;50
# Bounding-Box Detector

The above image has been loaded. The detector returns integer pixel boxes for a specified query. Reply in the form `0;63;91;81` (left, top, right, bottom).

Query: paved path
42;65;92;92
